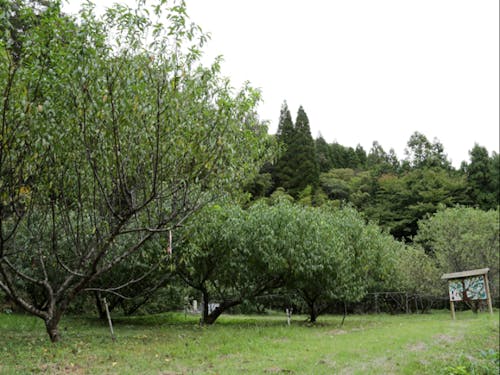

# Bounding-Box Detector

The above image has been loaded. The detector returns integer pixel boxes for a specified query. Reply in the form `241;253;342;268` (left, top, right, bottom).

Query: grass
0;310;498;374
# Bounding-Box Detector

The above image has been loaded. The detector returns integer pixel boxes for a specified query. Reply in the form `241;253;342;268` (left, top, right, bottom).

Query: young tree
290;206;401;322
0;0;270;341
414;207;499;298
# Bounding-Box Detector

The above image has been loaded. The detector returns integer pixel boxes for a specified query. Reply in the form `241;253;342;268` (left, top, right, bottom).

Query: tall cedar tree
272;102;295;191
288;106;319;197
465;145;499;210
273;104;319;197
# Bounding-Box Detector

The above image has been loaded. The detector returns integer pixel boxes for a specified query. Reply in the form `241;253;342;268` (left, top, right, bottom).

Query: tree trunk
94;291;106;320
124;296;151;316
45;317;61;343
308;302;318;323
203;300;242;325
200;288;210;324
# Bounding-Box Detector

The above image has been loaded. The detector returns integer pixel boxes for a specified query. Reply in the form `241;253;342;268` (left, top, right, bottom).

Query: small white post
286;308;293;326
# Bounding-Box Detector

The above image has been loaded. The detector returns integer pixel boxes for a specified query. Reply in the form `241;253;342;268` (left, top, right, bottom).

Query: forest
0;0;498;345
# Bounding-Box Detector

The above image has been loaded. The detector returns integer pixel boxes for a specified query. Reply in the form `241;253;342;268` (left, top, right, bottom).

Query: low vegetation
1;310;498;374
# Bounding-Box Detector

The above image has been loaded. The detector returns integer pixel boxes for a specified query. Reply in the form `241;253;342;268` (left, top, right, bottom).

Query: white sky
62;0;499;167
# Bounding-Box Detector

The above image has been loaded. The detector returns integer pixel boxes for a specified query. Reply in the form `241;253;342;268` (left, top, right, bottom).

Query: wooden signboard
441;268;493;320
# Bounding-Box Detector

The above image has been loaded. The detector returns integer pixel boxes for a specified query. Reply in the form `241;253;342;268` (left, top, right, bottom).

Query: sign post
441;268;493;320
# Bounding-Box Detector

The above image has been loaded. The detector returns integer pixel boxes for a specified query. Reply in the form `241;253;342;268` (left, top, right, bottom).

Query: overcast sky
63;0;499;167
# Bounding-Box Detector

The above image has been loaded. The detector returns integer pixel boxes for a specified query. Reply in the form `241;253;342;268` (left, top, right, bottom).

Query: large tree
414;207;499;298
0;0;270;342
463;144;499;210
272;101;295;191
289;205;401;323
403;131;451;170
175;201;299;325
272;104;318;197
289;106;319;196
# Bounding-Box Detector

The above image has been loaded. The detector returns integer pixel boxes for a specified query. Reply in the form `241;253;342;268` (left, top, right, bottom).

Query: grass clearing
0;310;498;374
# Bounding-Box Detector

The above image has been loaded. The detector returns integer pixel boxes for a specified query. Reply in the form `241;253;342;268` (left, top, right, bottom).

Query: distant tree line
247;101;499;241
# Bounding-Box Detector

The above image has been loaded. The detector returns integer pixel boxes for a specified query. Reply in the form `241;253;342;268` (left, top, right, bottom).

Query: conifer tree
289;106;319;196
465;145;498;209
315;135;333;172
272;101;296;191
272;104;319;197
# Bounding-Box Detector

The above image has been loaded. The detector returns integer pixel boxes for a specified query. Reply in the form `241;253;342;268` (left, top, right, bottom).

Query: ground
0;310;498;374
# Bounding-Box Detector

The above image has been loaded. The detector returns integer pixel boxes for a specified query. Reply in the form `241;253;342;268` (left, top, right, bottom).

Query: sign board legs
484;275;494;315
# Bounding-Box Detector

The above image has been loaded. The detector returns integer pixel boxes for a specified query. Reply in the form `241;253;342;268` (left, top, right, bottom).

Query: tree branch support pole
103;297;116;341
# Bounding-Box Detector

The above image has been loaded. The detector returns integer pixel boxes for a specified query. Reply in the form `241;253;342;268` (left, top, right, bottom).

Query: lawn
0;310;498;374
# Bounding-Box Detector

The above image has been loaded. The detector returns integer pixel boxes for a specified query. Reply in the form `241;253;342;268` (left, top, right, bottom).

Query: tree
414;207;499;298
355;144;367;168
288;106;319;196
0;0;56;63
175;203;246;324
289;205;401;322
403;132;450;170
366;168;468;240
315;135;333;173
366;141;399;175
397;245;443;296
175;201;298;325
319;169;354;202
463;144;499;210
319;168;375;211
272;101;295;191
0;0;270;342
272;105;318;198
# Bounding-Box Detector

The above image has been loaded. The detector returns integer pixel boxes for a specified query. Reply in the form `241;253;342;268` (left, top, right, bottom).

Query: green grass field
0;310;498;374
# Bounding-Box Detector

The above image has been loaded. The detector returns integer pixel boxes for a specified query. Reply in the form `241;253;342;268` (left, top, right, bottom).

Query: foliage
403;131;451;170
175;200;304;324
462;144;499;210
414;206;499;298
0;0;271;341
176;198;403;324
271;116;499;241
272;101;295;192
366;141;400;175
289;205;402;322
272;103;319;198
396;245;443;298
366;168;468;240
